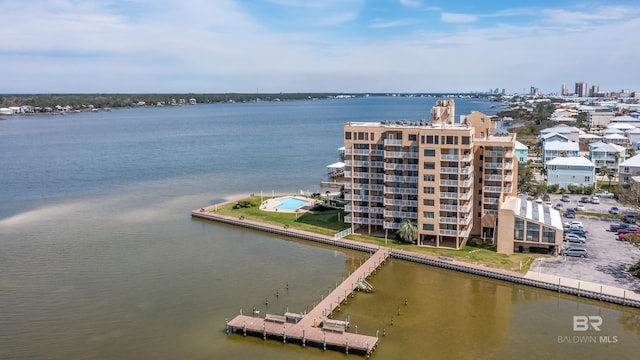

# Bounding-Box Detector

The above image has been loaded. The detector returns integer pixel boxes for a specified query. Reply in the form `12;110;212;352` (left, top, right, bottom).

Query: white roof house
546;156;596;188
540;124;584;142
611;115;640;123
603;133;629;145
546;156;594;167
515;140;527;150
602;128;624;135
626;127;640;143
619;154;640;184
542;141;579;163
607;123;637;131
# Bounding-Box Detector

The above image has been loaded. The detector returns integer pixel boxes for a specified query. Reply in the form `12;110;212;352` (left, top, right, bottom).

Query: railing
483;209;499;215
460;154;473;162
346;172;384;179
384;163;419;171
346;205;385;213
484;197;499;204
384;187;418;195
384;221;402;229
439;229;458;236
459;217;472;225
346;216;383;225
344;194;384;202
384;175;418;183
460;177;473;187
384;210;418;219
384;199;418;206
344;160;385;167
344;183;384;190
345;149;370;155
460;166;472;174
503;186;513;193
440;192;471;200
371;150;384;156
483;174;503;181
439;217;458;224
440;154;460;161
484;163;503;169
440;179;458;186
483;186;503;192
504;162;514;169
440;167;459;174
384;139;403;146
384;151;419;158
484;151;503;157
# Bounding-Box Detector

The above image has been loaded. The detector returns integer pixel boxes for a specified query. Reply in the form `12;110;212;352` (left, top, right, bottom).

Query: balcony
483;209;499;215
439;192;471;200
345;149;370;155
371;150;384;156
460;166;472;174
438;216;458;224
439;204;471;213
384;175;418;183
460;153;473;162
484;174;513;182
384;163;419;171
440;167;460;174
384;198;418;207
483;186;503;193
345;172;384;179
484;163;503;169
459;177;473;187
503;186;513;193
345;205;384;214
384;210;418;219
384;151;419;159
344;183;384;190
484;197;499;204
439;229;458;237
440;154;460;161
346;216;383;225
440;179;458;186
504;162;514;169
384;139;403;146
344;194;384;202
484;151;503;157
384;186;418;195
384;221;402;229
344;160;385;167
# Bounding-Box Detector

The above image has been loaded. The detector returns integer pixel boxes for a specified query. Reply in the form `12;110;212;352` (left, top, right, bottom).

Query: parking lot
529;193;640;294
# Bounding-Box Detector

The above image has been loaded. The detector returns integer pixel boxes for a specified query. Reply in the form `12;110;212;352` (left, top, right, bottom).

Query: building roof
544;141;579;151
591;143;625;153
515;140;527;150
540;124;585;135
501;196;563;230
589;141;607;149
579;133;602;139
602;128;624;135
541;132;569;141
603;133;628;140
619;154;640;167
607;122;637;130
326;161;345;169
546;156;595;167
627;127;640;134
611;115;638;122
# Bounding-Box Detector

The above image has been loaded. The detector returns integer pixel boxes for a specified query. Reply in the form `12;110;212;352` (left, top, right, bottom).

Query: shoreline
192;197;640;308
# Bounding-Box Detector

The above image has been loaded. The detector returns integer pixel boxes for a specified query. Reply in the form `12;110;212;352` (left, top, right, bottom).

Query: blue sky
2;0;639;94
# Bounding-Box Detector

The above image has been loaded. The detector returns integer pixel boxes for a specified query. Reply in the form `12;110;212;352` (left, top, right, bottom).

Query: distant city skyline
2;0;640;94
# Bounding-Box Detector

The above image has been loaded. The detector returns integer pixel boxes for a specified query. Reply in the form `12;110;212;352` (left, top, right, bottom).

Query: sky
2;0;640;94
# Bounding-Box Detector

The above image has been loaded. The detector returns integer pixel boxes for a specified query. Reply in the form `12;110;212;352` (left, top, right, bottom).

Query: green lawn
209;195;541;273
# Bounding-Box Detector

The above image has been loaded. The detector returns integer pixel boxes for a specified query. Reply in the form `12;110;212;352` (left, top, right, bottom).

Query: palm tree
599;166;611;185
560;151;568;157
396;219;418;244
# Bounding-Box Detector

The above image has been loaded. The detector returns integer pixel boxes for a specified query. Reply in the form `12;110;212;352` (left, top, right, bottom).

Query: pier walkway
226;248;390;355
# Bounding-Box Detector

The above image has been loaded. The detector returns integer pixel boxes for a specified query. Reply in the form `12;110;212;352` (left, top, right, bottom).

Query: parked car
561;195;570;202
535;198;543;204
576;203;585;211
564;221;584;228
617;227;639;235
560;247;588;257
554;203;564;210
565;209;576;218
596;191;615;198
610;223;636;232
567;229;587;238
590;196;600;204
580;196;590;203
609;206;620;215
564;233;586;243
618;231;640;240
544;201;552;207
624;212;636;224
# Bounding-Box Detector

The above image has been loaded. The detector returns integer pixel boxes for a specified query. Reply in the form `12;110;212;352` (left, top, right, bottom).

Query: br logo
573;315;602;331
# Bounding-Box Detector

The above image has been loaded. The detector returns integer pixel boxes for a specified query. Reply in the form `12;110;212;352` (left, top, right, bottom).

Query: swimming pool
275;197;309;211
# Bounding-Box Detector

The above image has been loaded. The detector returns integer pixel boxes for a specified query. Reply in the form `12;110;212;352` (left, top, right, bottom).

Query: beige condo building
343;100;525;251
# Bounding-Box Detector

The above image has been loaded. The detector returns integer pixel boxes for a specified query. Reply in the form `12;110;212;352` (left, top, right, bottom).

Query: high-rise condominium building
343;100;522;250
575;82;588;97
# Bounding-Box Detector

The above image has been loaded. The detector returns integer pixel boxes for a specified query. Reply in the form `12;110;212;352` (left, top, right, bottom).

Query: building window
514;218;524;241
426;135;438;144
370;132;374;141
423;224;434;231
542;227;556;244
585;176;590;182
423;211;434;218
526;222;540;242
423;187;435;194
442;136;458;145
424;174;435;182
461;136;470;145
409;134;417;141
345;132;352;140
424;149;436;156
423;162;435;170
424;199;434;206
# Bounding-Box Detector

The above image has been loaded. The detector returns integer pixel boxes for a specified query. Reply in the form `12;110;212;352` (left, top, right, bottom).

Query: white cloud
440;12;478;23
399;0;422;8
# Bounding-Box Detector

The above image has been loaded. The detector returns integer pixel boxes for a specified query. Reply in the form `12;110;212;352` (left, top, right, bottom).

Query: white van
560;247;588;258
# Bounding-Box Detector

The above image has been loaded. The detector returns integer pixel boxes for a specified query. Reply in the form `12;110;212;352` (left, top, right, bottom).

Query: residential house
540;132;569;145
578;133;602;151
515;141;528;163
546;157;596;189
626;127;640;150
539;124;584;142
619;154;640;184
602;133;629;147
587;111;614;128
589;143;626;170
542;141;579;163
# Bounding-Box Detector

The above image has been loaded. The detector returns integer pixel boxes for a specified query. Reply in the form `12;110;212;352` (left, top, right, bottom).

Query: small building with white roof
497;196;564;254
545;156;595;189
539;124;585;142
602;133;629;147
589;142;626;169
515;141;528;163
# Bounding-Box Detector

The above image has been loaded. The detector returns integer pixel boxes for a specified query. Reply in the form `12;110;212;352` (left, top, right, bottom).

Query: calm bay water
1;97;638;359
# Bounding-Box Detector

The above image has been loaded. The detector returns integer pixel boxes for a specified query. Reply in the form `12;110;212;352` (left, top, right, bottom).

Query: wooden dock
226;248;390;356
